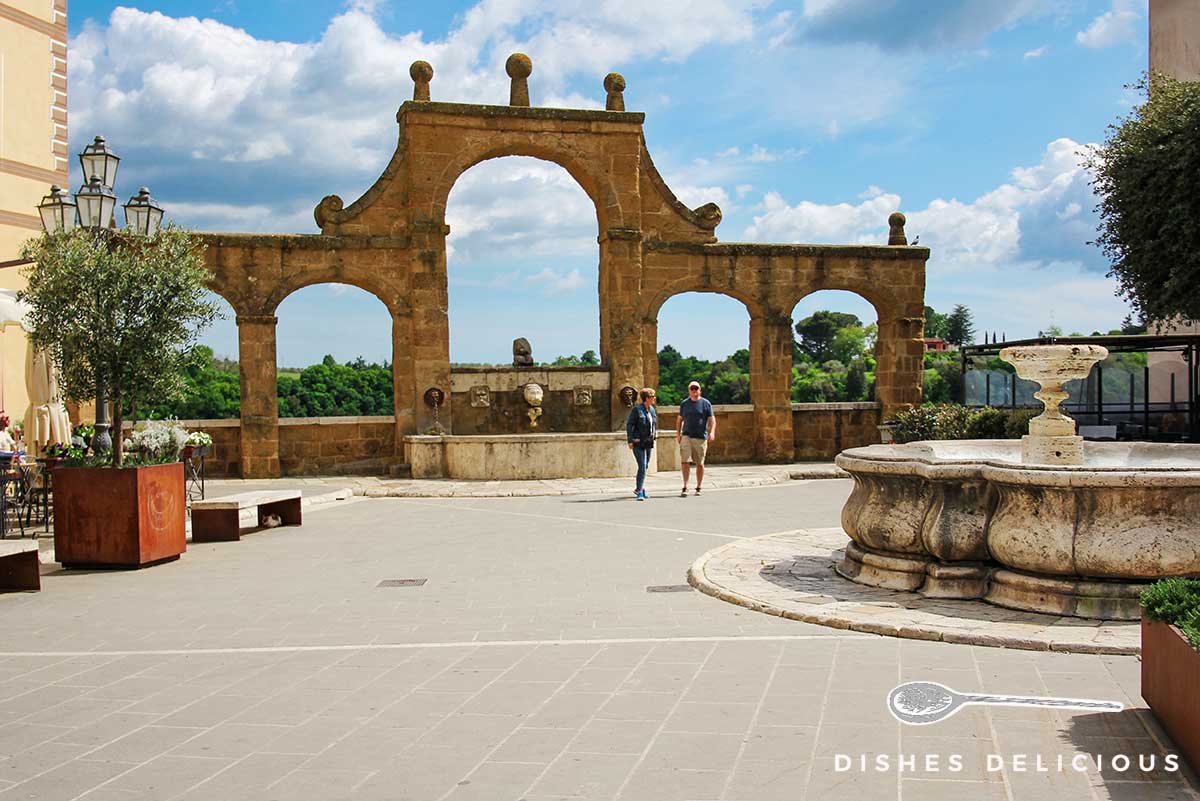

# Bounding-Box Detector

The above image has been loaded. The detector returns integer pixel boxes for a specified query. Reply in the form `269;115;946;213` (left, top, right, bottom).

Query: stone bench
0;540;40;591
191;490;302;543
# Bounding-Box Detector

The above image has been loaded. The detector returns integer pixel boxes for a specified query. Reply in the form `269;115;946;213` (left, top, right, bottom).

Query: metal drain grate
377;579;427;587
646;584;694;593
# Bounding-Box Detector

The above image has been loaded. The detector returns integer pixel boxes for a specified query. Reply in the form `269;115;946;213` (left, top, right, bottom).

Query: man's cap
688;382;701;389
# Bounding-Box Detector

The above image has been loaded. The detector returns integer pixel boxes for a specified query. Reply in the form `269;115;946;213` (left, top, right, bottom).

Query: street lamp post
36;136;164;456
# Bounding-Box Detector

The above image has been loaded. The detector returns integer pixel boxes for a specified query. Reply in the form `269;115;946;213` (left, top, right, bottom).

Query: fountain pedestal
999;344;1107;465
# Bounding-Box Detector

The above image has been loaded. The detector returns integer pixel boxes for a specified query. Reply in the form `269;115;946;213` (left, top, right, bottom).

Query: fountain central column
999;344;1108;465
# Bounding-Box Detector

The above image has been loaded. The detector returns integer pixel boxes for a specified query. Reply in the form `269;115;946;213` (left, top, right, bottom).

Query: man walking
677;381;715;496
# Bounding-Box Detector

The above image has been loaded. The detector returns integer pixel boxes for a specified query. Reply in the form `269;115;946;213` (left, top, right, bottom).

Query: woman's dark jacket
626;404;657;449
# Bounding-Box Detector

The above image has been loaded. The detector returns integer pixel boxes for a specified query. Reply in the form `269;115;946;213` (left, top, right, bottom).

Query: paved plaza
0;479;1195;801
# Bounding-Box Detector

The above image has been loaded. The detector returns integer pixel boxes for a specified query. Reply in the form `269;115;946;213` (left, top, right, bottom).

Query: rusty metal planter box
1142;616;1200;772
53;463;187;568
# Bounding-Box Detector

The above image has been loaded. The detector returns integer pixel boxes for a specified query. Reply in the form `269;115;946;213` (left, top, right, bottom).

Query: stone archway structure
199;55;928;478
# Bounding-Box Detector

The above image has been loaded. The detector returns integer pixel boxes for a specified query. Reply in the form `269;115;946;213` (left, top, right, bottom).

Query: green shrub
889;404;972;443
888;404;1040;444
1141;578;1200;650
1004;408;1039;439
966;407;1008;439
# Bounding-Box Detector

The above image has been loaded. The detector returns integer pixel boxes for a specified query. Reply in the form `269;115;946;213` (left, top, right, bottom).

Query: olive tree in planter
19;226;218;568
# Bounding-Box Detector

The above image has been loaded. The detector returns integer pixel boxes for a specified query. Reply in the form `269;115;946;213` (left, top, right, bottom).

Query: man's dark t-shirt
679;397;714;439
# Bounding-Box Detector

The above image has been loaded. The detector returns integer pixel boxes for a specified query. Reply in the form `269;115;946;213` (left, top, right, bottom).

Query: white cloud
743;189;900;245
741;137;1130;336
163;200;317;233
445;157;597;262
1023;45;1048;59
1076;1;1143;49
525;267;586;297
69;1;762;189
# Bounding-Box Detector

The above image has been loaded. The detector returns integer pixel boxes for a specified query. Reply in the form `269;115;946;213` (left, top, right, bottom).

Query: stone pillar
875;314;925;418
599;229;645;428
641;318;659;395
391;306;416;452
409;221;452;434
236;314;280;478
750;315;795;463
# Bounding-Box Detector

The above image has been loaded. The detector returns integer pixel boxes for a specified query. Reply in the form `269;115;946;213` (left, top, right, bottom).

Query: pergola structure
199;56;929;477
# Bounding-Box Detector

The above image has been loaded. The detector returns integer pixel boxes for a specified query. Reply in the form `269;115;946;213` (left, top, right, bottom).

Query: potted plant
40;441;73;470
181;430;213;459
1140;578;1200;772
19;225;218;569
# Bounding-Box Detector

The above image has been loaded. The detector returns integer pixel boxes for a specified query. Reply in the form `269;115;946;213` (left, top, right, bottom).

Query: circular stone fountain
835;344;1200;620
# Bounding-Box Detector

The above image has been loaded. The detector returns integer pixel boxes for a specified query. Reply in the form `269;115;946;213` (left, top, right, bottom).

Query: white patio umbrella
0;289;28;331
24;347;71;452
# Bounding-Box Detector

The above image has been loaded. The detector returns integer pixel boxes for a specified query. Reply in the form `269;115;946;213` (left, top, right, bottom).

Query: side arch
789;282;924;417
267;275;403;320
644;286;768;323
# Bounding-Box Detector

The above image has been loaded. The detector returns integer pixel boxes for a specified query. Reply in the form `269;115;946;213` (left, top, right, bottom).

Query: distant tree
1120;312;1147;335
845;359;868;401
1042;324;1064;338
580;349;599;366
944;305;976;346
795;311;862;362
1088;73;1200;326
142;346;240;419
923;305;950;340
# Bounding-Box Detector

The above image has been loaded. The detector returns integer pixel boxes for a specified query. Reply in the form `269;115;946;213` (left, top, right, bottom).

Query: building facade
1147;0;1200;407
0;0;68;426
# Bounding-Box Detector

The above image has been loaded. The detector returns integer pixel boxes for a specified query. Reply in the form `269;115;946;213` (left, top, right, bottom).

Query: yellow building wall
0;0;69;439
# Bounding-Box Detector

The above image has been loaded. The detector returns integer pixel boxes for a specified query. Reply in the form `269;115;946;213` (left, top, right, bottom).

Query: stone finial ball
410;60;434;83
888;212;906;227
505;52;533;78
604;72;626;93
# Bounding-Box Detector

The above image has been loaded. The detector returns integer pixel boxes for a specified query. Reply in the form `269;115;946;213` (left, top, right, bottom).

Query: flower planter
1142;616;1200;772
185;444;210;458
53;462;186;569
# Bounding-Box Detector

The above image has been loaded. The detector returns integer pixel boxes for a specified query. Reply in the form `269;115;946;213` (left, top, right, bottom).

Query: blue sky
65;0;1150;366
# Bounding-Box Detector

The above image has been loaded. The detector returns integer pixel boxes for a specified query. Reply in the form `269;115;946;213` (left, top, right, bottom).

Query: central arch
444;156;601;367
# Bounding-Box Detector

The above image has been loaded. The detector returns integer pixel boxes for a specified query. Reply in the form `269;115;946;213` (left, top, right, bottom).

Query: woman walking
626;387;657;500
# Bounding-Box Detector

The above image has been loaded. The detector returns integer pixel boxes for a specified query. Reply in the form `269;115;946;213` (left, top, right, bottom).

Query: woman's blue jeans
633;445;652;492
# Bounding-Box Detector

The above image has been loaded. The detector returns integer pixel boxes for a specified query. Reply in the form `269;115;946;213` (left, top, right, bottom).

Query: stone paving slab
204;462;846;499
688;528;1141;655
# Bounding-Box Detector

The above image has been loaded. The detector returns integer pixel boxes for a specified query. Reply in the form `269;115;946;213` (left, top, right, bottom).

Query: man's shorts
679;436;708;465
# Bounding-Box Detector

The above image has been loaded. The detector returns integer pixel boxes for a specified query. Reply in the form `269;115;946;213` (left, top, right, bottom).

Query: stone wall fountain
835;344;1200;620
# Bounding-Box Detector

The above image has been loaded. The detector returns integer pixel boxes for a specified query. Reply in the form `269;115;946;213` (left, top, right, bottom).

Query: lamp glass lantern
76;176;117;230
37;185;77;234
78;135;120;188
123;187;164;237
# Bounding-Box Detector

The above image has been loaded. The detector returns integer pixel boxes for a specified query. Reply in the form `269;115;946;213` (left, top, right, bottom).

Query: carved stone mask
523;383;544;406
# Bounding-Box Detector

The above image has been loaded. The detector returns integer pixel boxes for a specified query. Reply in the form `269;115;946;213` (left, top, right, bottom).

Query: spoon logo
888;681;1124;726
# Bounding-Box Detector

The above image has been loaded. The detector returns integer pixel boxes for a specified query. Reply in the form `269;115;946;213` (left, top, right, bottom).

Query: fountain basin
835;440;1200;619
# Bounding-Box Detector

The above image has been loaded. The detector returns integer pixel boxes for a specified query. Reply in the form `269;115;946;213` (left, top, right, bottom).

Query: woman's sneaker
637;490;646;501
